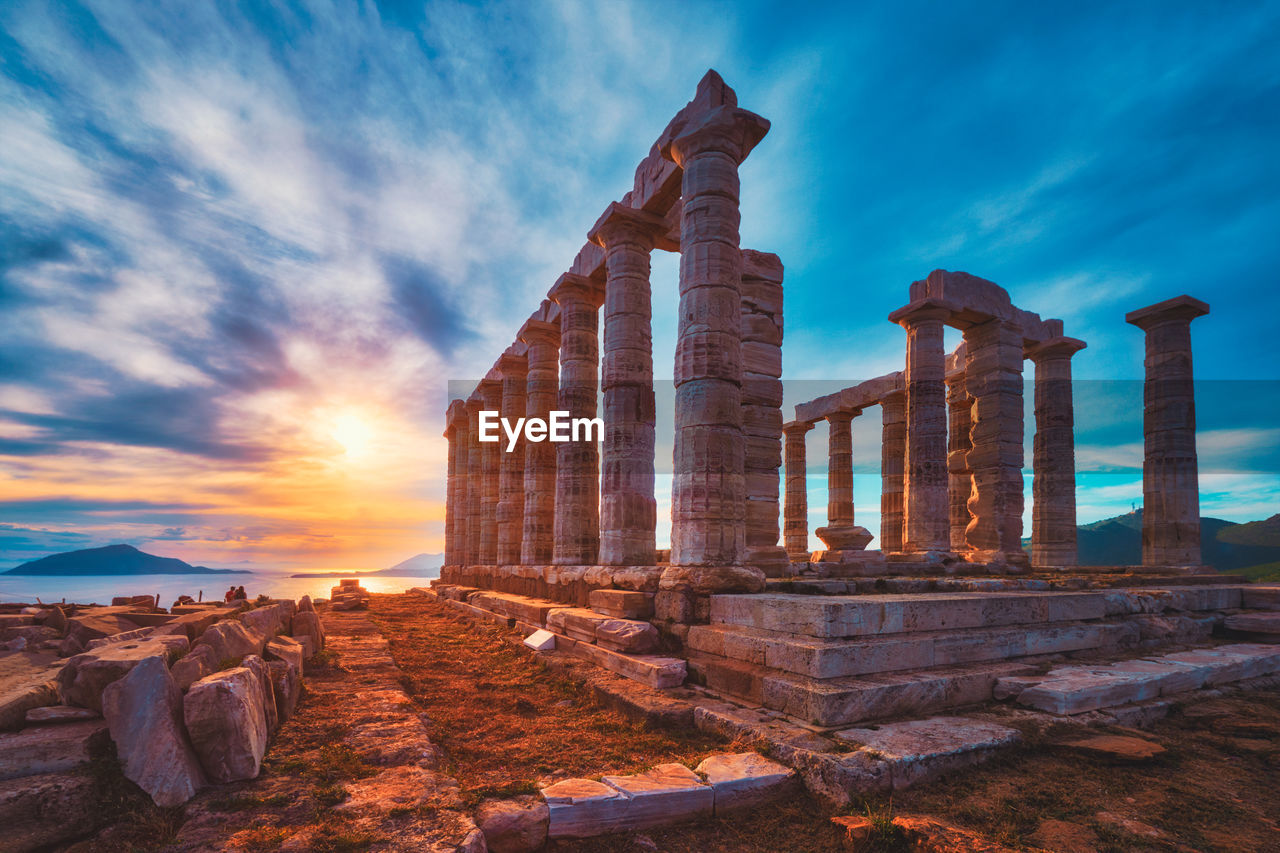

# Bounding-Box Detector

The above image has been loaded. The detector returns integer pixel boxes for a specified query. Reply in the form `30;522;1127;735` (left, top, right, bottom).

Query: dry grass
366;593;727;793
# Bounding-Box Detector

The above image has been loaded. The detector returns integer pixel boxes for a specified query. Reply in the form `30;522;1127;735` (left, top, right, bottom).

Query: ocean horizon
0;567;441;607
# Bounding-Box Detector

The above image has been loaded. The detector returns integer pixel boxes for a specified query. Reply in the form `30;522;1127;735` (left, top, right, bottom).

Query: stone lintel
1125;295;1210;330
782;420;814;435
794;371;904;424
1026;336;1087;362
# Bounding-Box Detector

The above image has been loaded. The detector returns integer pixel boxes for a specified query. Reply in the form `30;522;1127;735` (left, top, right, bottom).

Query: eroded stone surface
695;751;796;813
183;667;269;783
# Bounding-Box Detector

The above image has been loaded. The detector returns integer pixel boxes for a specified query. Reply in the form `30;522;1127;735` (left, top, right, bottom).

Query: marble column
782;421;814;561
826;411;855;527
1028;337;1086;568
1126;295;1210;567
496;351;528;566
589;203;666;566
963;318;1027;566
879;391;906;554
946;371;973;553
662;103;769;585
741;250;787;571
443;400;468;567
889;300;952;553
518;317;560;565
550;272;604;566
478;376;503;565
464;396;485;565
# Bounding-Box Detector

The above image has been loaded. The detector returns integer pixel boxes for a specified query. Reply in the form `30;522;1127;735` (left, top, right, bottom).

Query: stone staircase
685;584;1280;727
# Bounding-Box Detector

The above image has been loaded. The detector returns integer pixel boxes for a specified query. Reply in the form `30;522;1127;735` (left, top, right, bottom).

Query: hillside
1074;509;1280;571
3;543;247;576
288;553;443;579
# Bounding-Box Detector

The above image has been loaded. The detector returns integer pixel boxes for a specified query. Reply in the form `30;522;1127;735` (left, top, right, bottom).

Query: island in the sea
2;543;250;576
289;552;442;578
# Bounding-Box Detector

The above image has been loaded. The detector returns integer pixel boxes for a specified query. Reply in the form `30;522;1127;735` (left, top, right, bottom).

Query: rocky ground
58;592;1280;852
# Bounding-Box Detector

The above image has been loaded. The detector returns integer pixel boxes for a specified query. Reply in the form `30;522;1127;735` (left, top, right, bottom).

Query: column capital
1027;336;1087;363
444;399;468;436
549;272;604;308
518;317;561;347
587;201;670;251
1126;295;1209;331
464;395;484;414
889;297;958;328
497;351;528;377
783;420;815;436
826;408;859;426
477;376;502;403
661;105;771;167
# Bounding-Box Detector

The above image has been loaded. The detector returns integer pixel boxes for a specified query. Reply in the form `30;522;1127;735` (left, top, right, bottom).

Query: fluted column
444;400;468;566
963;318;1027;565
1127;295;1210;567
826;411;855;527
741;250;787;572
589;203;666;566
1028;336;1086;568
879;391;906;553
550;273;604;565
946;371;973;553
518;317;560;565
496;351;528;566
889;300;952;553
662;104;769;585
464;396;485;565
783;421;813;561
478;376;503;565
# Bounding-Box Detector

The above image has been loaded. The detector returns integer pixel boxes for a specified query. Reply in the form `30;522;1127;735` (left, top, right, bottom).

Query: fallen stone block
290;633;316;659
293;609;325;652
0;772;100;851
1162;644;1280;684
184;667;270;783
25;705;101;725
1017;671;1156;715
0;720;109;781
543;777;628;839
600;763;712;830
567;641;686;689
0;624;59;645
195;619;266;664
57;637;188;712
102;655;206;806
86;625;156;649
546;607;607;642
695;752;797;813
0;679;58;731
594;618;660;654
268;659;301;722
265;636;305;676
171;644;219;690
66;612;143;646
522;629;556;652
476;795;550;853
243;654;280;733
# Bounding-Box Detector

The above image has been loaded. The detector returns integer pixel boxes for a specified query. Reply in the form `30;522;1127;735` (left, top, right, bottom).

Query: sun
329;412;375;458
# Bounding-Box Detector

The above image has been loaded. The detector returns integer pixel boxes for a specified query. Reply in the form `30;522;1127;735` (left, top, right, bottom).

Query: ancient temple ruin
434;71;1255;735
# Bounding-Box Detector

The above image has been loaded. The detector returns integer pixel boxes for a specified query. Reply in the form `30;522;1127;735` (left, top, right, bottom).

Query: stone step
687;654;1035;727
710;590;1107;639
1224;612;1280;640
0;720;109;781
1002;643;1280;715
687;618;1136;680
1242;586;1280;610
469;591;559;626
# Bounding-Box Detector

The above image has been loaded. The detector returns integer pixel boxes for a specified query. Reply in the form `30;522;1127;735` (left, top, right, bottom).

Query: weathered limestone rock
834;717;1021;790
496;350;529;566
890;299;953;553
183;667;270;783
782;421;814;561
25;705;100;724
267;658;301;722
1225;612;1280;640
522;629;556;652
1126;295;1210;567
518;315;560;564
243;654;280;733
0;772;99;851
1028;337;1086;567
695;752;796;813
292;609;325;653
0;679;58;730
543;777;627;839
594;619;660;654
57;636;187;712
476;795;550;853
551;273;604;565
241;602;290;640
590;202;666;566
879;390;906;553
101;655;206;806
66;612;142;646
664;101;768;572
171;643;218;690
600;763;713;829
195;619;265;664
265;635;305;675
588;589;654;619
0;720;108;781
290;633;316;659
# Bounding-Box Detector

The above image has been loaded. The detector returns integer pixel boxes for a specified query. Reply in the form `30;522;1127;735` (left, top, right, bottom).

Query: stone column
550;272;604;566
888;300;953;554
518;317;560;565
879;390;906;554
1028;337;1086;568
496;351;528;566
963;318;1027;566
946;371;973;553
443;400;467;567
1126;295;1210;567
477;376;503;565
782;421;814;561
464;396;485;565
741;250;787;572
826;411;855;528
662;103;769;590
589;203;666;566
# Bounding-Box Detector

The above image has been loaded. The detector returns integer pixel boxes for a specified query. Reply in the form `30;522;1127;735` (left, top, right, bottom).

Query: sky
1;0;1277;569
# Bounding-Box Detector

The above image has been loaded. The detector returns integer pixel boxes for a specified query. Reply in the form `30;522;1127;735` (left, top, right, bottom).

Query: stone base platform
439;564;661;608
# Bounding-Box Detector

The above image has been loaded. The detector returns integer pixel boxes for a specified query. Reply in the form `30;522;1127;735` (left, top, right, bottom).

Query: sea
0;568;440;607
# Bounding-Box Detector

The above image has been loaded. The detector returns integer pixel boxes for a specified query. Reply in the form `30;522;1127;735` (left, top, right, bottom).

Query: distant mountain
1072;509;1280;573
3;544;248;576
288;553;443;579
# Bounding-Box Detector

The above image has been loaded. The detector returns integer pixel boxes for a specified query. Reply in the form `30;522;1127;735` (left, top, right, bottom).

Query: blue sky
0;0;1277;567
